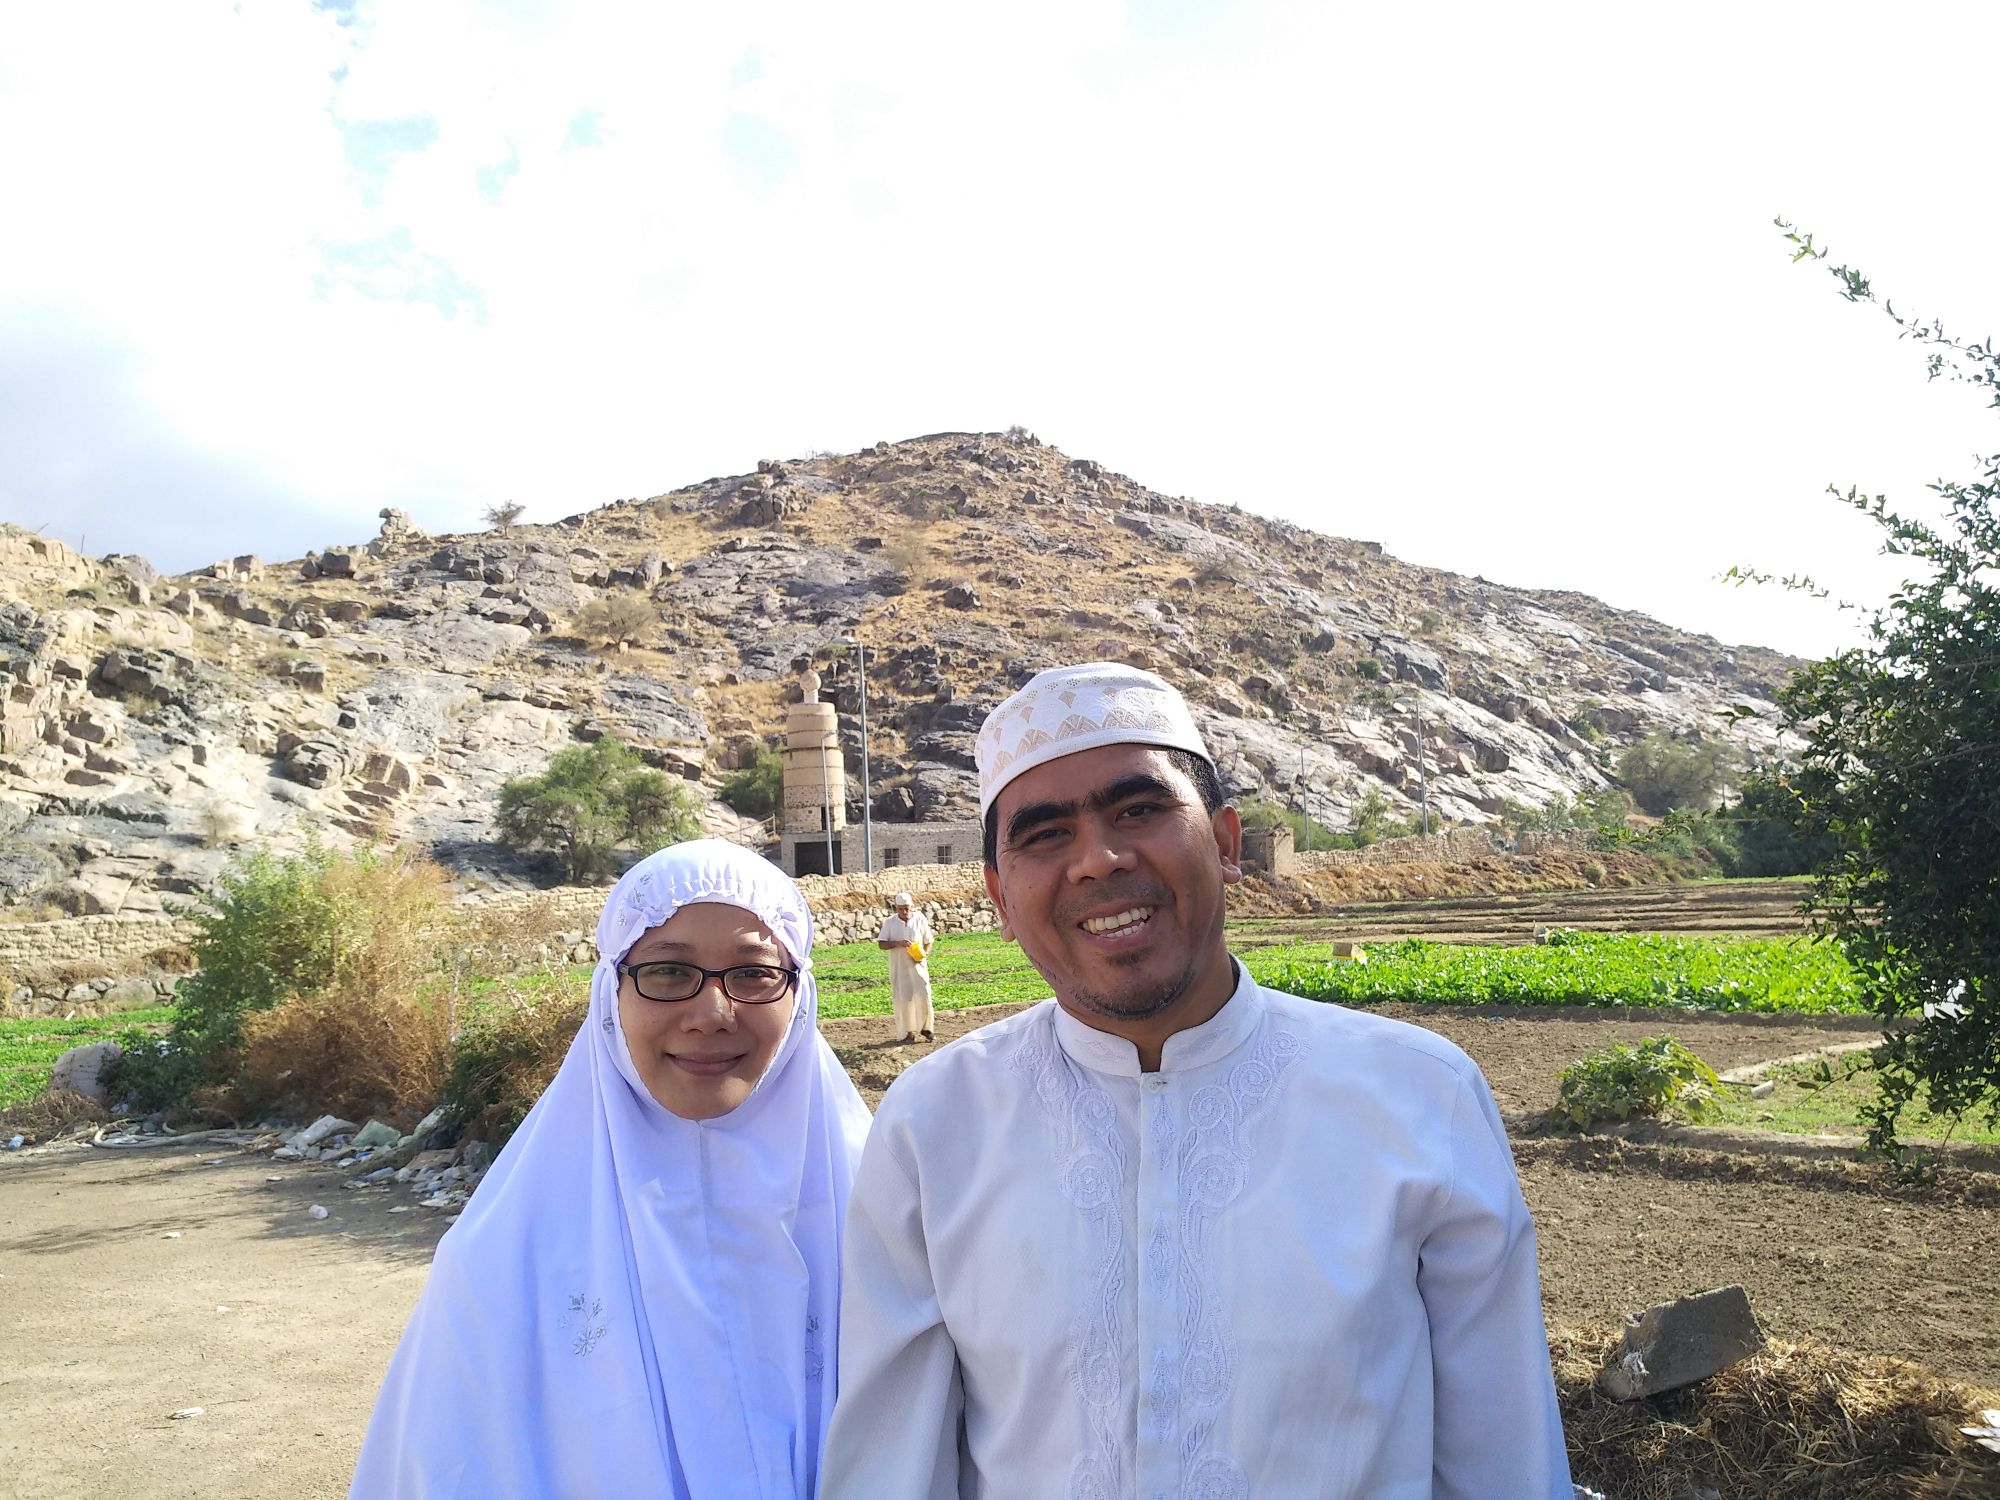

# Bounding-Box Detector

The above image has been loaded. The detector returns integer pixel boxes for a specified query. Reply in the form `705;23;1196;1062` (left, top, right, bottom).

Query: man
823;662;1572;1498
876;891;936;1043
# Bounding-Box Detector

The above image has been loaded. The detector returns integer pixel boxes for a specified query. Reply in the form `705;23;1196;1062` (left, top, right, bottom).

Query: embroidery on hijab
563;1292;608;1356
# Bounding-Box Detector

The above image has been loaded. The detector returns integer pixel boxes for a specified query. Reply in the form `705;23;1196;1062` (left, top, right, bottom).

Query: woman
351;840;872;1498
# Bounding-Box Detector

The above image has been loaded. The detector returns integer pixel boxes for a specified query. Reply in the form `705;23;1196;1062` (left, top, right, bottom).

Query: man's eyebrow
1003;773;1185;847
1004;796;1078;847
1086;773;1181;811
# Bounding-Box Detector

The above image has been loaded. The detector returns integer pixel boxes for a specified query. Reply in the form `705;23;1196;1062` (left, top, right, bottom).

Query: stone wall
1292;825;1501;871
2;862;1002;1014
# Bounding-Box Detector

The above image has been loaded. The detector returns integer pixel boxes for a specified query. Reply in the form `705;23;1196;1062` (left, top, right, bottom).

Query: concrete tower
782;665;847;874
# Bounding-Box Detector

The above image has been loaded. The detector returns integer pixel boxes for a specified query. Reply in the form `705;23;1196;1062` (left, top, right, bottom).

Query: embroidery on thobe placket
1172;1026;1303;1498
1014;1034;1130;1500
805;1313;824;1381
561;1292;608;1356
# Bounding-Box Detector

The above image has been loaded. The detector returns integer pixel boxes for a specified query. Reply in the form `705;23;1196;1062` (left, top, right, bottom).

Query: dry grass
232;849;455;1126
438;967;590;1144
1556;1327;2000;1499
238;985;451;1127
0;1087;107;1142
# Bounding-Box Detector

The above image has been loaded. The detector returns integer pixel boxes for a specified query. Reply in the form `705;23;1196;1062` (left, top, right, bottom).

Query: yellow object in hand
905;940;925;964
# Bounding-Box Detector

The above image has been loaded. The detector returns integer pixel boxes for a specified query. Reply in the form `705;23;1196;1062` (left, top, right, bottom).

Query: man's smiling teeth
1082;907;1153;935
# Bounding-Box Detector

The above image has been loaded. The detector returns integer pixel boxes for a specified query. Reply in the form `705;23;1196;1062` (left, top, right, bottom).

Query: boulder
50;1040;123;1102
1596;1285;1764;1401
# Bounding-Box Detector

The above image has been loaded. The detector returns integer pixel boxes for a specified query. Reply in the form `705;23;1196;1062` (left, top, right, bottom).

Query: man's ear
1212;803;1244;886
981;861;1016;941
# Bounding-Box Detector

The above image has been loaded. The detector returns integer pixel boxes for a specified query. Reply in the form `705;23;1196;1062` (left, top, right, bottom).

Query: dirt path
0;1142;447;1500
4;998;1994;1499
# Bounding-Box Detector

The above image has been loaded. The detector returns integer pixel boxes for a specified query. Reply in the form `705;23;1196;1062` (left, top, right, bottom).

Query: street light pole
835;637;872;874
1296;746;1310;855
1414;702;1430;836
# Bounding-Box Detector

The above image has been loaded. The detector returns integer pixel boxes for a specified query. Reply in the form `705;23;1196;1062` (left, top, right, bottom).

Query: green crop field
0;1009;175;1110
1247;931;1862;1014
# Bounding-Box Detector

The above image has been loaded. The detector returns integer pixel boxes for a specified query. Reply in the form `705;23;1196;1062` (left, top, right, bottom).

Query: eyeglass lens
625;962;793;1004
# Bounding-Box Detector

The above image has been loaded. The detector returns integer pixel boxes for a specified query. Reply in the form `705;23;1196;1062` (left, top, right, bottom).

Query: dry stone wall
3;863;1002;1014
1292;825;1501;871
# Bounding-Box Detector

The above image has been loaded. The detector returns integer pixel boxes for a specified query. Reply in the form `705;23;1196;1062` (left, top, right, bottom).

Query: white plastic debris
1962;1408;2000;1454
1751;1081;1776;1099
161;1231;181;1239
168;1407;204;1420
5;1135;23;1151
306;1204;329;1220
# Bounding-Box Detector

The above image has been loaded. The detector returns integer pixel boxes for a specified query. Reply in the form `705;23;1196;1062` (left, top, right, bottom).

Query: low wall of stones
3;865;1002;1016
1293;825;1501;871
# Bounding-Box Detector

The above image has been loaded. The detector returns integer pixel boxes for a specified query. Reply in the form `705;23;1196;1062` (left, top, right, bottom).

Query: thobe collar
1051;958;1263;1078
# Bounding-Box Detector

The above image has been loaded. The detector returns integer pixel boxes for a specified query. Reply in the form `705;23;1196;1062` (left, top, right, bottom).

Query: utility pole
1297;746;1310;854
1415;703;1430;836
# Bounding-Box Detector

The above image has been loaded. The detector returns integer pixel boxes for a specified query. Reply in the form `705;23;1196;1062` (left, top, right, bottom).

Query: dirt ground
4;997;1995;1499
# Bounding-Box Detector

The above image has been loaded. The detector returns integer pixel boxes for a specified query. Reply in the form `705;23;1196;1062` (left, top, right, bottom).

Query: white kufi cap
975;661;1212;818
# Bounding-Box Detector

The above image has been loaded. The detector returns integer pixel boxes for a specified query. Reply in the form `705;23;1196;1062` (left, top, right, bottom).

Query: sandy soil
4;998;1993;1498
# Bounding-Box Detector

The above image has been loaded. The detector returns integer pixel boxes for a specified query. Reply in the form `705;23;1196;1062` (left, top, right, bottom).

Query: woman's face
616;901;799;1120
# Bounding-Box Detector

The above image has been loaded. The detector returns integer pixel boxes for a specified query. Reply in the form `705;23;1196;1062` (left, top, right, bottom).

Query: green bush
496;736;704;882
1353;656;1384;681
1615;731;1738;815
1548;1035;1721;1130
1501;788;1631;838
111;842;450;1114
719;742;785;820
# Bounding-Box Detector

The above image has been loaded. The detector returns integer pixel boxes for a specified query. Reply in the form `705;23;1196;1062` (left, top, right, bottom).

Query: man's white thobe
823;966;1573;1499
877;909;935;1038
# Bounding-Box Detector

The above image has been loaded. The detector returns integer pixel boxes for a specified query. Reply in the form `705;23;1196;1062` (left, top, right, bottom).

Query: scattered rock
1596;1284;1765;1401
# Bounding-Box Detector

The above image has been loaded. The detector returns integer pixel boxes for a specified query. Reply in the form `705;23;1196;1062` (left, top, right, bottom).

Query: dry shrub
1556;1326;2000;1499
0;1087;107;1142
438;967;591;1144
231;848;455;1125
239;985;451;1127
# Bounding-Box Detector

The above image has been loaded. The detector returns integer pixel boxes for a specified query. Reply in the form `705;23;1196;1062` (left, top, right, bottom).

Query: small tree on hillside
571;595;655;651
719;742;785;821
496;736;703;882
1614;731;1737;815
482;501;526;529
1738;223;2000;1159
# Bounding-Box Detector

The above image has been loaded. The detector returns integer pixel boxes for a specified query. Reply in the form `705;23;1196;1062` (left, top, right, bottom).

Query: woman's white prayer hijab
350;839;872;1500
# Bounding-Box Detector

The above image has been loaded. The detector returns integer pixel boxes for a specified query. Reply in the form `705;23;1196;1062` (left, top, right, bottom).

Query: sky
4;0;1997;660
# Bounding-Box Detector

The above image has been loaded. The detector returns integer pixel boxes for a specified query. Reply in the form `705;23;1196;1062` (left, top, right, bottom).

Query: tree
483;501;526;529
571;595;655;651
496;737;703;882
719;741;785;820
1746;223;2000;1159
1614;731;1737;815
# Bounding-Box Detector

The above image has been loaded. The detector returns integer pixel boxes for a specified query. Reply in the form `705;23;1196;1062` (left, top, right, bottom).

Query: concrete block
1597;1284;1764;1401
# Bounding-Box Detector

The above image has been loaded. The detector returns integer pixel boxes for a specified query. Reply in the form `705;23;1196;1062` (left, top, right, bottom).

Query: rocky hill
0;431;1798;915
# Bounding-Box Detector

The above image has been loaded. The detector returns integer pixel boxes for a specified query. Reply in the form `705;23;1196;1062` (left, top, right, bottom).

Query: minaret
782;665;847;849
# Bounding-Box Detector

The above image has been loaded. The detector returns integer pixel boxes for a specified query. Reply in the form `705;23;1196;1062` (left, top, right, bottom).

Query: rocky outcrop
0;434;1802;912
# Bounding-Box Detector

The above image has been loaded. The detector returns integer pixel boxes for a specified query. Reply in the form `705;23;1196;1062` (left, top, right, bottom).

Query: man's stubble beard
1058;949;1202;1024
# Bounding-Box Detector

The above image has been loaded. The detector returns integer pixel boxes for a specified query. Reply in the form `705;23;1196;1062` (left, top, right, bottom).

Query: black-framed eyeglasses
616;960;799;1005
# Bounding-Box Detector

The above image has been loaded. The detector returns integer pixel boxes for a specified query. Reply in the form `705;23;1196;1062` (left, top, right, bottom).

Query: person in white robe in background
876;891;936;1042
822;663;1574;1499
351;840;871;1500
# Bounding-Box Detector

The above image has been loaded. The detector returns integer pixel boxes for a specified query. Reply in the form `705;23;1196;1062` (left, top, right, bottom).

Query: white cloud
2;0;1996;657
